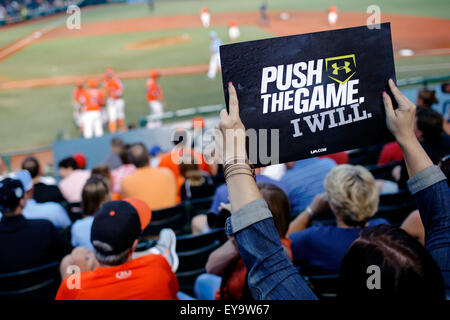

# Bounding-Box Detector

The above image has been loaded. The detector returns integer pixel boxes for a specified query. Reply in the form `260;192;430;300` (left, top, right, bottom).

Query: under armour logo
116;270;132;279
331;61;352;75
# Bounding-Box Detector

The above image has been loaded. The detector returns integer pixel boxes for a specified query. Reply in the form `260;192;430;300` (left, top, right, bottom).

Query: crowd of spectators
0;80;449;300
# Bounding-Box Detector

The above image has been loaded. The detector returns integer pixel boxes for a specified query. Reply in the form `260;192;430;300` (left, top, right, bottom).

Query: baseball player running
104;67;126;133
81;79;105;139
146;70;165;127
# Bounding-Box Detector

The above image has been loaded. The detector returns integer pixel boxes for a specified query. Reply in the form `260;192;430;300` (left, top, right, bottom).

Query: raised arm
383;79;450;294
214;82;317;300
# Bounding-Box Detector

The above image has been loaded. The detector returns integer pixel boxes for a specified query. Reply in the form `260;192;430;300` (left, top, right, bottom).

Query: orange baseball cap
90;198;152;255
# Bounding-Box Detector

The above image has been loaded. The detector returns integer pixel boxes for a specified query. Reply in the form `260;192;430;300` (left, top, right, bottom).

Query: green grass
0;73;223;151
395;55;450;79
0;25;272;80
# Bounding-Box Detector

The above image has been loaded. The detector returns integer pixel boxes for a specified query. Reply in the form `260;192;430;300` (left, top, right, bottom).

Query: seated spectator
71;176;110;250
378;141;403;165
91;164;112;188
58;157;90;203
287;165;388;274
194;182;292;300
191;169;287;234
121;143;177;210
417;88;438;109
213;80;448;299
179;154;215;201
21;156;65;203
0;178;71;274
280;158;336;215
111;144;136;196
396;106;450;188
7;170;71;228
103;137;123;170
56;199;179;300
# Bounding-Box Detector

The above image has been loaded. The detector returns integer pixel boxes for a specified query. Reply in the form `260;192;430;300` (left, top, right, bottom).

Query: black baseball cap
0;178;24;213
91;198;152;256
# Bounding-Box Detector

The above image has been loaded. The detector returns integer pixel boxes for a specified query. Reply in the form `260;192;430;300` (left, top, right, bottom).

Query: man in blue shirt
6;170;71;228
280;158;336;215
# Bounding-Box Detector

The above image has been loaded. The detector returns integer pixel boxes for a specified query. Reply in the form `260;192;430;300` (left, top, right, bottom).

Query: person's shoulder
367;218;390;226
134;254;173;272
25;217;56;231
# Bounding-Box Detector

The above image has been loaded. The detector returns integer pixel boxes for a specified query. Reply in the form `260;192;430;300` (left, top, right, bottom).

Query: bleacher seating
303;274;340;300
175;228;227;294
142;204;188;237
366;161;402;181
0;262;60;300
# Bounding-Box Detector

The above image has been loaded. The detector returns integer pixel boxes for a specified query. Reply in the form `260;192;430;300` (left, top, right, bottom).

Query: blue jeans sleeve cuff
225;198;273;236
407;165;447;195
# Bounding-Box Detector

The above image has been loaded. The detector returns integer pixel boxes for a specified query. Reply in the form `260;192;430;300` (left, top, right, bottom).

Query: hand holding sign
382;79;417;145
215;82;247;165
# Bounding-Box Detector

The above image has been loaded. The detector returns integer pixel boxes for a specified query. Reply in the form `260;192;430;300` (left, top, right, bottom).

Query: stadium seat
142;204;188;237
374;191;417;226
175;228;227;293
184;196;214;218
365;161;402;180
0;262;60;300
303;274;340;300
348;144;384;166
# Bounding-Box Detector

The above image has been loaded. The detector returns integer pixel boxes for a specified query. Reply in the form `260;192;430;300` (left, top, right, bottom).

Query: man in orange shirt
81;79;105;139
72;80;84;131
55;198;179;300
146;70;165;127
104;68;126;133
121;143;177;210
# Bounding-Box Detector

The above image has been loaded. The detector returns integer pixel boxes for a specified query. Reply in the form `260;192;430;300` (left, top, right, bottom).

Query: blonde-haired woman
287;164;388;275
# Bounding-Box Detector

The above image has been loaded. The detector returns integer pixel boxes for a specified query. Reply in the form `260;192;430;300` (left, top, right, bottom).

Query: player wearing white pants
200;7;210;28
107;98;125;125
148;100;164;127
228;22;240;42
83;110;103;139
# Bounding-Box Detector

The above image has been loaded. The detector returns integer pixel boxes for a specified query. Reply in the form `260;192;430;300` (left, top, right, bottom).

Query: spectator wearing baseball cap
56;198;179;300
5;170;71;229
0;178;71;274
22;156;66;204
58;156;91;203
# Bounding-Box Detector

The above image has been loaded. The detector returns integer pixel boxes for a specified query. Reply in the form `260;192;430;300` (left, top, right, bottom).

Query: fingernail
382;91;386;95
228;81;232;86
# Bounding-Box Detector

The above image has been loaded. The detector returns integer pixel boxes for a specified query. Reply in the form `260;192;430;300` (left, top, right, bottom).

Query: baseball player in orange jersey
328;5;338;25
146;70;164;127
72;80;85;131
104;68;126;133
81;79;105;139
200;6;210;28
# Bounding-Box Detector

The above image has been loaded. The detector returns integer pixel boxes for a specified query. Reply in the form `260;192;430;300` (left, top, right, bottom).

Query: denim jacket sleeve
407;165;450;294
225;199;318;300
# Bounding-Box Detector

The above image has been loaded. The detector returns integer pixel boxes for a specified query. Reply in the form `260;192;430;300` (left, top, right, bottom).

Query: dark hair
129;143;149;168
58;157;78;170
111;137;123;148
119;144;132;165
258;182;290;238
82;177;109;216
91;165;111;183
22;156;39;179
179;153;199;178
339;224;445;299
417;88;438;108
416;107;443;142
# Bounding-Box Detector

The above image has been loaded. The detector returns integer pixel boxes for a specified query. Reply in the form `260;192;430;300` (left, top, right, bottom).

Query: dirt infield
125;34;192;50
0;10;449;90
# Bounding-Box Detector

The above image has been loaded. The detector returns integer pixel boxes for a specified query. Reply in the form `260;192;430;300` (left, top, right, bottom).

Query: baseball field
1;0;450;152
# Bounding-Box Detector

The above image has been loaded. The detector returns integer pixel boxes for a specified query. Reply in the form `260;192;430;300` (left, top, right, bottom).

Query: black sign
220;23;396;166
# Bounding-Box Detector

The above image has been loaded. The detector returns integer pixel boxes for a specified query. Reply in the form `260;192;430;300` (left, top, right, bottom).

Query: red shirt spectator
320;151;349;165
